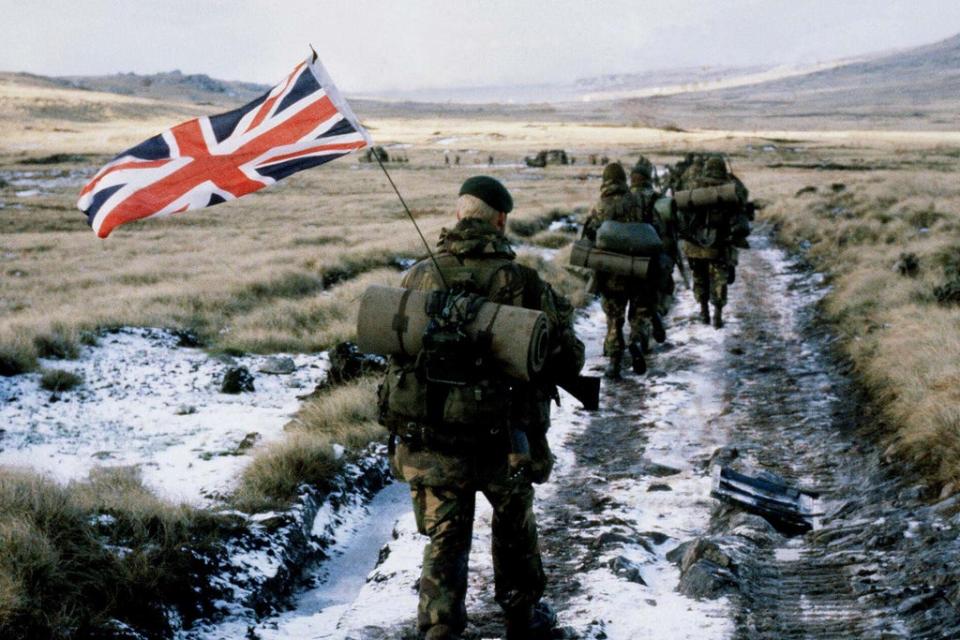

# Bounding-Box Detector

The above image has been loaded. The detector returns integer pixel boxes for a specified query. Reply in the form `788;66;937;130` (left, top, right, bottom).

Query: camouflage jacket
384;218;585;488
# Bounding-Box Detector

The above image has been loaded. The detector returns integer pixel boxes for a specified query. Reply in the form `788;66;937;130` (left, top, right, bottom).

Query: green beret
459;175;513;213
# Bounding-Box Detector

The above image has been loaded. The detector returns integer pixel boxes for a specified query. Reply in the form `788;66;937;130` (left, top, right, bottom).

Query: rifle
557;375;601;411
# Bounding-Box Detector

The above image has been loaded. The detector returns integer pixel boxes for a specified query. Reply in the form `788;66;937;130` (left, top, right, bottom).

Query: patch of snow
0;328;328;505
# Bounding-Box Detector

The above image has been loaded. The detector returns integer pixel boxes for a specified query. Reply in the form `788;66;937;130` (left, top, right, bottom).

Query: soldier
629;157;678;315
582;162;663;379
681;156;750;328
377;176;585;640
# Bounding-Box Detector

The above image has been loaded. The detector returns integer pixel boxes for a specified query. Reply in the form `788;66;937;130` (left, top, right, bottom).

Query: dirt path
190;231;960;639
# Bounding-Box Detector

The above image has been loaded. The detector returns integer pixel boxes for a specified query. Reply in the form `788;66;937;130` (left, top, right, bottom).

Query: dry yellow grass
757;159;960;493
232;377;385;511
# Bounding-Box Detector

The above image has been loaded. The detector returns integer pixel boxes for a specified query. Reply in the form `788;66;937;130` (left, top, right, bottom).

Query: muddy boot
628;341;647;375
651;312;667;343
506;602;557;640
604;352;622;380
699;301;711;325
712;305;724;329
423;624;460;640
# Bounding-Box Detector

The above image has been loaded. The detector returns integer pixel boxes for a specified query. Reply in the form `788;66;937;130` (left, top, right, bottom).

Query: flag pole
371;150;449;290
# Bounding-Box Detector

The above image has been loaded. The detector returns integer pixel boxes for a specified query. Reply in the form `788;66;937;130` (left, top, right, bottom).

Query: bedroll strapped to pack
357;285;549;382
569;239;652;279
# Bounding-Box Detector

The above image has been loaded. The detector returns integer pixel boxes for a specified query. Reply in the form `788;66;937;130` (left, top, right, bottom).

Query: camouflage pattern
382;216;584;635
600;290;655;355
410;474;545;631
688;257;730;307
582;167;661;355
630;156;678;315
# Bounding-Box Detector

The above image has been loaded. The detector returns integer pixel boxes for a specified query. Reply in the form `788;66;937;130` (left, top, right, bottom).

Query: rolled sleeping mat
356;285;549;382
595;221;663;256
674;182;740;209
569;239;652;279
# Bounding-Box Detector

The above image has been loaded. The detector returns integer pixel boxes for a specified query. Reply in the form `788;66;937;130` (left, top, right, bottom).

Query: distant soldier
679;156;752;328
582;162;664;378
454;154;460;165
445;150;450;166
630;157;678;315
377;176;585;640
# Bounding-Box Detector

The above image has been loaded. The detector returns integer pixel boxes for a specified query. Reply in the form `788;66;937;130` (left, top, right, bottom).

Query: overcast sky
2;0;959;92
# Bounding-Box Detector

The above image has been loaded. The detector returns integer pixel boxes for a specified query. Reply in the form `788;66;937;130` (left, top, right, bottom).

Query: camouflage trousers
688;258;730;307
411;481;545;633
600;291;657;356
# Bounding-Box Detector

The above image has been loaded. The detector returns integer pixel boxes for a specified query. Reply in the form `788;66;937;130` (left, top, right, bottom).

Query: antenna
371;150;449;290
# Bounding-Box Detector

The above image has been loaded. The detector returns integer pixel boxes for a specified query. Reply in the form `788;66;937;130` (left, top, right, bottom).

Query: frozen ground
189;263;739;639
0;328;327;504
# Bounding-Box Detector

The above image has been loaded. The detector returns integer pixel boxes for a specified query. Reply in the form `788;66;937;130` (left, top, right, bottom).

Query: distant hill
54;70;269;107
614;33;960;130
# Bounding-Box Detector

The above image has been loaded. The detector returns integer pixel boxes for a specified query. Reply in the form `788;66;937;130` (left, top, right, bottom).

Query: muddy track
718;238;960;640
193;231;960;639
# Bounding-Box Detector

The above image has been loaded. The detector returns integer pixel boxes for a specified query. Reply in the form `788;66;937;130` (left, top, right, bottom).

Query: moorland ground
1;74;959;636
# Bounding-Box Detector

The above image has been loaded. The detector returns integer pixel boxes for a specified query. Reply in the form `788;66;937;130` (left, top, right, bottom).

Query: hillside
55;70;269;106
615;33;960;130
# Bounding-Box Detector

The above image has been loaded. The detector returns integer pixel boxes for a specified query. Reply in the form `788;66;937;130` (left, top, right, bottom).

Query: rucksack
377;267;514;446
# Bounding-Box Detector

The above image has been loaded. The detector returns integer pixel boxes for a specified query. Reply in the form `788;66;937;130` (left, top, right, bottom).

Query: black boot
651;312;667;343
506;602;557;640
604;351;622;379
628;341;647;375
699;301;711;324
712;305;724;329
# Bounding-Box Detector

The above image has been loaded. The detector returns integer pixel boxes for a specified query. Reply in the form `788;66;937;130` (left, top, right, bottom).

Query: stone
221;366;255;394
648;483;672;492
678;559;738;599
607;555;647;585
234;432;260;453
259;356;296;375
645;461;681;477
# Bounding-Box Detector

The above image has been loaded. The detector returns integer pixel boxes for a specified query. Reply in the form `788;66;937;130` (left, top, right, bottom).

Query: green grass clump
39;368;83;392
0;334;37;377
232;377;385;512
32;325;80;360
0;468;227;639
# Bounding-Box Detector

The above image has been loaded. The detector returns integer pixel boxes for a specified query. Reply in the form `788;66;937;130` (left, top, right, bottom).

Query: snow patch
0;328;328;505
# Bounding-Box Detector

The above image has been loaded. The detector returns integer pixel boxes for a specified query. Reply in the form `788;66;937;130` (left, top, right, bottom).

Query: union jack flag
78;53;371;238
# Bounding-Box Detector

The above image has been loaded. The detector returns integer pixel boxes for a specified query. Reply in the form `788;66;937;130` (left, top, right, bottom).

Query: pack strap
392;288;414;357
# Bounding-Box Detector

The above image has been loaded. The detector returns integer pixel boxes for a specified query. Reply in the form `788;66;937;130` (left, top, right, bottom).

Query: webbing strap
392;288;414;357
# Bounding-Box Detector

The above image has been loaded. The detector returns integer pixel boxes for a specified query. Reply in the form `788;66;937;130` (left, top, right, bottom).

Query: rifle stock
557;375;601;411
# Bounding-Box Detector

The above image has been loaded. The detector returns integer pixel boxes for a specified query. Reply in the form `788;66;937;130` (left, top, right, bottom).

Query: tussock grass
759;165;960;493
0;467;225;639
39;368;83;392
0;330;37;376
232;377;385;512
528;229;576;249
